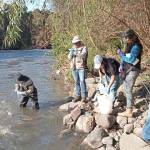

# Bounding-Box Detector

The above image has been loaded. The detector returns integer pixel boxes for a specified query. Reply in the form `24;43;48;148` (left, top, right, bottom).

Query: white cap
72;36;81;44
94;55;103;69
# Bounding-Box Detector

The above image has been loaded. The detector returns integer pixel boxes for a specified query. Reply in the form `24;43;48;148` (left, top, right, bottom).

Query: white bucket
96;94;113;115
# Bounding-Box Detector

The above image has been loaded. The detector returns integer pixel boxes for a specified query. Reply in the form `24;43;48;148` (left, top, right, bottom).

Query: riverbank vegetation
51;0;150;72
0;0;52;49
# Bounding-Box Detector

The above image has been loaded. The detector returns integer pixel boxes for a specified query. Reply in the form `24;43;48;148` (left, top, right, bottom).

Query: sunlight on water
0;50;88;150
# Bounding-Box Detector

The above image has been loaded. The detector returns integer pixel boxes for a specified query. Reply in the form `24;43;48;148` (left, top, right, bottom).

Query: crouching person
93;55;121;104
15;73;39;110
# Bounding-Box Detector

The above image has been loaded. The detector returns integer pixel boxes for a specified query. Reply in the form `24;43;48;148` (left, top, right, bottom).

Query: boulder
59;102;79;111
83;126;108;149
87;84;97;97
124;124;134;134
119;133;150;150
63;114;72;126
70;106;81;122
97;146;106;150
140;119;146;126
85;78;96;84
106;145;116;150
102;136;114;145
128;117;136;124
75;114;95;133
116;116;128;128
109;131;119;142
134;127;143;138
95;114;116;129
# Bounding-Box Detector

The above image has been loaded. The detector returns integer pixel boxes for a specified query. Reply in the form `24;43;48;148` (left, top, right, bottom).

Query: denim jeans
143;104;150;142
72;69;87;98
100;74;121;102
123;70;139;108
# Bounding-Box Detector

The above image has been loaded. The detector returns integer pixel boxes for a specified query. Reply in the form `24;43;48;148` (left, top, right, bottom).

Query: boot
33;102;40;110
81;97;86;102
118;108;132;117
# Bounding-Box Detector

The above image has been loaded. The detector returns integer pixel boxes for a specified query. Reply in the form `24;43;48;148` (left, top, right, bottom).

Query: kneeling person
15;73;39;110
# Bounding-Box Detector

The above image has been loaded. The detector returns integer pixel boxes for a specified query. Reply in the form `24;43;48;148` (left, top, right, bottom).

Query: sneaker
81;97;86;102
118;108;132;117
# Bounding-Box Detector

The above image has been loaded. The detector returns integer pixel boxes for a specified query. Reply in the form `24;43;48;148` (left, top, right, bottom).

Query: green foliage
50;0;120;71
3;0;26;48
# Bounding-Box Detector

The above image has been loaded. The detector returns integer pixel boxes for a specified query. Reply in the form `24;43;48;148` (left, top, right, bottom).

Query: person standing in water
15;73;39;110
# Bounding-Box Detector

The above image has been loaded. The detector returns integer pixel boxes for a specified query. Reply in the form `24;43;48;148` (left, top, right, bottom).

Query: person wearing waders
15;73;39;110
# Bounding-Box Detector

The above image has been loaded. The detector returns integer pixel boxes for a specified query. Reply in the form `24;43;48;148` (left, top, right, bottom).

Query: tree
3;0;27;49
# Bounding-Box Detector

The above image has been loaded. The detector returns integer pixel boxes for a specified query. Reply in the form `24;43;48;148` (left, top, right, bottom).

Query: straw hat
72;36;82;44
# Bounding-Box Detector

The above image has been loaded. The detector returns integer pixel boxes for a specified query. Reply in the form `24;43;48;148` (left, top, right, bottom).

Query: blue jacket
121;44;141;64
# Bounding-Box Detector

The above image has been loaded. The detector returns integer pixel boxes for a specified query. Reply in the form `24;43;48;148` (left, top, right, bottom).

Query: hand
16;91;27;96
106;87;110;94
69;48;76;57
26;89;31;94
119;65;123;72
14;84;19;92
117;49;124;57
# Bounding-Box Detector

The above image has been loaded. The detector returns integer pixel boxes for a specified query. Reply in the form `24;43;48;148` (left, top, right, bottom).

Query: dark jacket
100;57;120;77
17;74;37;97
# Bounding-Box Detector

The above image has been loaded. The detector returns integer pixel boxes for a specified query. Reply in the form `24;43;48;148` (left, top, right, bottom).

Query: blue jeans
143;104;150;142
100;75;121;102
124;70;139;108
72;69;87;98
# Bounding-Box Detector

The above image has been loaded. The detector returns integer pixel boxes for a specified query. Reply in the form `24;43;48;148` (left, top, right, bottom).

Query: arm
81;46;88;59
68;49;74;60
26;85;34;95
99;70;102;83
121;45;140;64
108;75;115;88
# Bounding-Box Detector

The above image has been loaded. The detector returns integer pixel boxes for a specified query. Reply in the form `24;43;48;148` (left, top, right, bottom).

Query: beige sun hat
72;36;81;44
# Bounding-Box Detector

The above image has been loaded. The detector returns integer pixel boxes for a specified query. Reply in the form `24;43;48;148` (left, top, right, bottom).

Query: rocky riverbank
58;73;150;150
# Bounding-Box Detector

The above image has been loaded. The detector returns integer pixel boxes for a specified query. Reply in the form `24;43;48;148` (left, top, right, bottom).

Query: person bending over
15;73;39;110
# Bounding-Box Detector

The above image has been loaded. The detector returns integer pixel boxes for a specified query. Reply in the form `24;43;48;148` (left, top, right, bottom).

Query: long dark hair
124;29;143;54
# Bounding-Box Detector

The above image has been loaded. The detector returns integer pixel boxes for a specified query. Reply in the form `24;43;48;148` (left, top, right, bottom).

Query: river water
0;49;85;150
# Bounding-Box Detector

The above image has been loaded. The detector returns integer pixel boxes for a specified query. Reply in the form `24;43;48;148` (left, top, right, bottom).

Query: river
0;49;86;150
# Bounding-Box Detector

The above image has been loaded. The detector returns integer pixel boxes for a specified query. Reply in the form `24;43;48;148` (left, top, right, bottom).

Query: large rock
116;116;128;128
75;114;95;133
95;114;116;129
124;124;134;134
87;84;97;98
83;126;108;149
134;127;143;138
85;78;96;84
70;106;81;122
109;131;119;142
97;146;106;150
102;136;114;145
59;102;79;111
106;145;116;150
63;114;72;126
128;117;136;124
119;133;150;150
